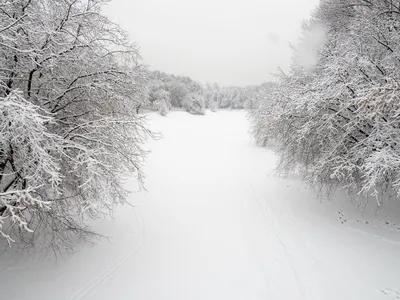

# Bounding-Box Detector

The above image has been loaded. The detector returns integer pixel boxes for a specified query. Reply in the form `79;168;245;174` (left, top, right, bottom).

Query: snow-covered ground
1;111;400;300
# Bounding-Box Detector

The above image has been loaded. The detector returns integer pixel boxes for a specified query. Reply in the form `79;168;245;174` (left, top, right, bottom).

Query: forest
0;0;400;255
1;0;400;299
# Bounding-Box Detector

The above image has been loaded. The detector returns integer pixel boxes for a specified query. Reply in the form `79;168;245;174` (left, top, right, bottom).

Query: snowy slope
0;111;400;300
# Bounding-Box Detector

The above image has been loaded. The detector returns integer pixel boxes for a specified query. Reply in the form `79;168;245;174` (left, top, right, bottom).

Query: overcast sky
104;0;320;86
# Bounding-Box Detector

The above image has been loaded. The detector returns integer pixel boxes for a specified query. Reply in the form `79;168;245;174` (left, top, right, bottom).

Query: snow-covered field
1;111;400;300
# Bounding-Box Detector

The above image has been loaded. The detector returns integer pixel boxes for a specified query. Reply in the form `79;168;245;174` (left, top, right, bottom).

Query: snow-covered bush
0;0;150;251
209;95;218;112
153;90;171;116
250;0;400;205
170;82;188;108
183;93;206;115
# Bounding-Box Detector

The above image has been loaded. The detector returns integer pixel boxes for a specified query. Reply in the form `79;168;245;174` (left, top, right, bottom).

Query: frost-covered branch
250;0;400;206
0;0;150;251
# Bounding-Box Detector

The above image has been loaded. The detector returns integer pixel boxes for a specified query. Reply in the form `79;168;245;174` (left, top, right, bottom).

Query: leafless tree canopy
0;0;150;252
250;0;400;207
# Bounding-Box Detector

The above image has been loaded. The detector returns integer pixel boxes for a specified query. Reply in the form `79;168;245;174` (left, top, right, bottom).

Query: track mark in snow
70;208;144;300
251;185;307;300
381;289;400;299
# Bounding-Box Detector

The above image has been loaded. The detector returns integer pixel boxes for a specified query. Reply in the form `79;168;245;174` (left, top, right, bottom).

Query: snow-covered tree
209;94;218;112
153;89;171;116
251;0;400;206
183;93;206;115
170;82;188;108
0;0;150;251
0;91;63;245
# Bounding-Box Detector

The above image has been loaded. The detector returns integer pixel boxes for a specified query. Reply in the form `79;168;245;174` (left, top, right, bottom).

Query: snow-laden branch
0;0;150;251
250;0;400;206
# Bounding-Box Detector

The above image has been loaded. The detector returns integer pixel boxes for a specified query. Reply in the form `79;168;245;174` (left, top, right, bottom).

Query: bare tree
250;0;400;207
0;0;150;252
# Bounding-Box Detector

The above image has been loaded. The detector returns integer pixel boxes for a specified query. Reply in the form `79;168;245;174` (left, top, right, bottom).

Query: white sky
104;0;320;86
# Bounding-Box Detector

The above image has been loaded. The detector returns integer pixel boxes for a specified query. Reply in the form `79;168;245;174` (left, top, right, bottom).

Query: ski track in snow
70;207;144;300
251;185;306;300
1;111;400;300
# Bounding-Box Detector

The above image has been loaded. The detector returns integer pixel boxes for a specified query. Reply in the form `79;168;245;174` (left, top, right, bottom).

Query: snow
1;110;400;299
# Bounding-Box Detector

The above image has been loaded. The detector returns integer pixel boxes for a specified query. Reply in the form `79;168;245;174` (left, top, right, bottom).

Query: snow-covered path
1;111;400;300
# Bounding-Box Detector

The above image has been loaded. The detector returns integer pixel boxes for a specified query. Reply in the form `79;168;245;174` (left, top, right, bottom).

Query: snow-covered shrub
153;90;171;116
169;82;188;108
183;93;206;115
0;0;150;251
209;96;218;112
206;88;218;112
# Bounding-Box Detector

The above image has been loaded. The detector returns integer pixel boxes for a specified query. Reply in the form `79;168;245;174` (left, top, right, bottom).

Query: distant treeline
147;70;274;115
